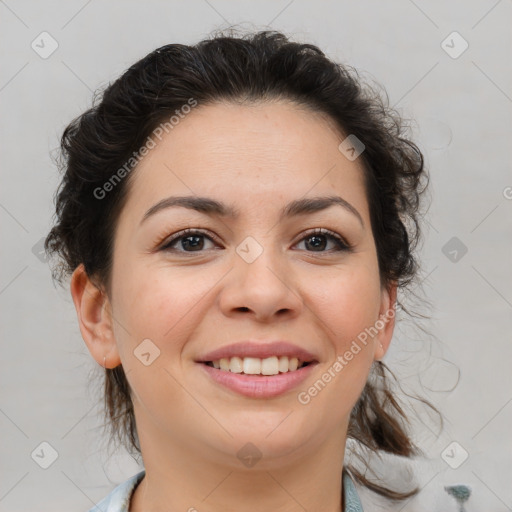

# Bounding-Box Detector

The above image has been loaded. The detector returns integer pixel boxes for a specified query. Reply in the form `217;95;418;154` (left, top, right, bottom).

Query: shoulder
87;470;145;512
343;471;364;512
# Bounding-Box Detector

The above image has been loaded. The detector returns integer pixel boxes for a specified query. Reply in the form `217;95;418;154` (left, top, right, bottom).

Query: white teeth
243;357;261;374
261;356;279;375
210;356;303;374
278;356;289;373
229;356;243;373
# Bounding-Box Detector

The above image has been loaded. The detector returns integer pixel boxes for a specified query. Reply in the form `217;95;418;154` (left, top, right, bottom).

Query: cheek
308;262;381;346
110;267;209;422
112;262;217;357
301;261;381;407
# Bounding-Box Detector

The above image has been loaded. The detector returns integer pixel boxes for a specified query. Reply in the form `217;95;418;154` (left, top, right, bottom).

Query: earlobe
374;281;398;361
70;264;121;369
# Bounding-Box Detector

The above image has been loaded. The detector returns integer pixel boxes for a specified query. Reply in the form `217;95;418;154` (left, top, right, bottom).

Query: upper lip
195;341;319;363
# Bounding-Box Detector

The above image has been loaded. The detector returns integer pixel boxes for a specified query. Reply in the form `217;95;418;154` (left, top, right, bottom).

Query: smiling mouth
201;356;314;376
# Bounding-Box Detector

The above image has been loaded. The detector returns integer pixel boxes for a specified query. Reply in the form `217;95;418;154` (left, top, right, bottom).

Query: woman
45;29;437;512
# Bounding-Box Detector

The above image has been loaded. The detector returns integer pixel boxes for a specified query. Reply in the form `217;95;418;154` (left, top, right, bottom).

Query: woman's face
77;100;396;468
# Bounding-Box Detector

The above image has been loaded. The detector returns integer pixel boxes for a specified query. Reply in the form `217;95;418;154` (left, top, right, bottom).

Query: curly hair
45;28;440;501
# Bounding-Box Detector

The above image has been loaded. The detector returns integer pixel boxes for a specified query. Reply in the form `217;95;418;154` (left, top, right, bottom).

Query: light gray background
1;1;511;511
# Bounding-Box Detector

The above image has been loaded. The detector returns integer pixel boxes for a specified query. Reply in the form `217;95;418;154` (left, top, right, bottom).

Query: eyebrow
140;195;364;228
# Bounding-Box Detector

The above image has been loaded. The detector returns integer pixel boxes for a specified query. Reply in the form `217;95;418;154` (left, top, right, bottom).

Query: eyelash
159;228;352;254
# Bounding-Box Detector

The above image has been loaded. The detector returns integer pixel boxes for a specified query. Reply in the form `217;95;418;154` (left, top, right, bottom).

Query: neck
130;417;348;512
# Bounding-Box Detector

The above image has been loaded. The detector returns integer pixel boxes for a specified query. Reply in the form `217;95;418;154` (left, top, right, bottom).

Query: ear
70;264;121;369
373;280;398;361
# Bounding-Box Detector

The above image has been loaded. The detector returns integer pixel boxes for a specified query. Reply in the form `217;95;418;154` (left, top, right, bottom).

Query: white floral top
87;469;363;511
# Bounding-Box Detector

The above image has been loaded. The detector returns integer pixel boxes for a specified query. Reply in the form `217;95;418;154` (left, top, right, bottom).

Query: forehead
122;100;369;223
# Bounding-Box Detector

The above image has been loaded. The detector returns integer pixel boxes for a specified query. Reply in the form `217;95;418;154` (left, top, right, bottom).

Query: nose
218;243;303;323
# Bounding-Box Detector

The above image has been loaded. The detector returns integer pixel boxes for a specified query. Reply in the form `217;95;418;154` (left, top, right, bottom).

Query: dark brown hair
45;28;441;501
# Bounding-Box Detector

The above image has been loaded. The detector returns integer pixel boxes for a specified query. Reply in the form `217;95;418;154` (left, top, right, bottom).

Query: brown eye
295;229;351;253
161;229;217;253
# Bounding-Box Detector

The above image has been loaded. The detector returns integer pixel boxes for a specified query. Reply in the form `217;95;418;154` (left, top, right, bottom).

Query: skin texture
71;100;397;512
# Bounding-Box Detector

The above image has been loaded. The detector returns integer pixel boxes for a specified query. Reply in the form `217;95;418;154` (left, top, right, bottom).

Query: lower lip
197;362;318;398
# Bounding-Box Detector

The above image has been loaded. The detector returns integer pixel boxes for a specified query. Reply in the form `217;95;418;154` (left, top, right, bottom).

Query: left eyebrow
140;195;364;228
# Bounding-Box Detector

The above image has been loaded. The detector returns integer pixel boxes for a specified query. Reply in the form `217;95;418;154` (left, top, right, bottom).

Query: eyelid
158;228;222;250
294;227;351;249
